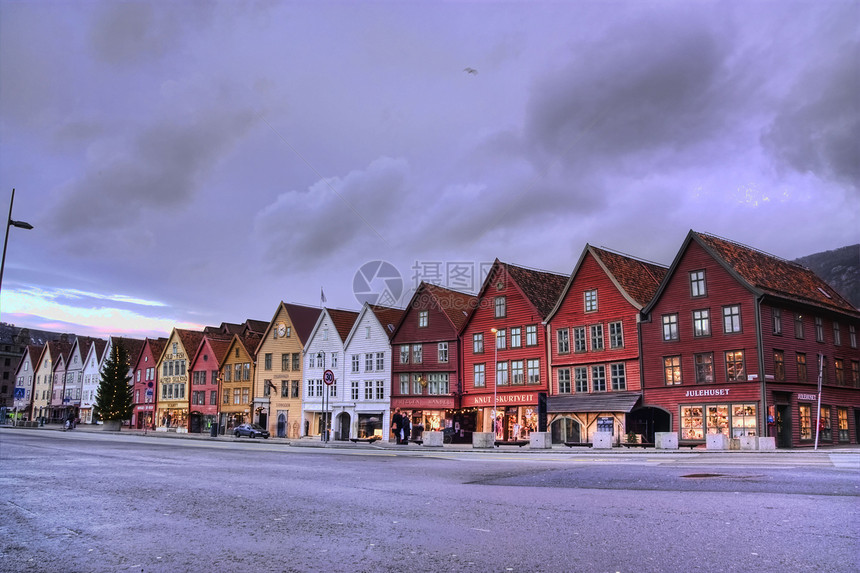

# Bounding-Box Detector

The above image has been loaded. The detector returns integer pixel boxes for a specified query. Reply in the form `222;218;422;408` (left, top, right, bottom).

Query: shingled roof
175;329;205;358
327;308;360;342
368;304;405;337
282;303;323;345
503;261;569;320
421;283;478;331
695;232;859;316
590;245;668;308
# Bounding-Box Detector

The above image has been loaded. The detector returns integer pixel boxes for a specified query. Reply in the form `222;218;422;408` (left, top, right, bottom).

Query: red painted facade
188;336;230;433
131;338;166;430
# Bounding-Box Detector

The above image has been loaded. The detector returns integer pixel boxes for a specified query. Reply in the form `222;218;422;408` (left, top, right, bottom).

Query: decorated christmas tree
94;340;133;424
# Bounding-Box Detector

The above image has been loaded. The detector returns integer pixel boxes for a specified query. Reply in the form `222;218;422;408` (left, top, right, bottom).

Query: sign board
323;369;335;386
145;388;154;397
14;387;25;399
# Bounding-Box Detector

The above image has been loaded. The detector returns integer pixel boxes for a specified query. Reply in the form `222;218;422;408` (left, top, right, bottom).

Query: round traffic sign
323;369;335;385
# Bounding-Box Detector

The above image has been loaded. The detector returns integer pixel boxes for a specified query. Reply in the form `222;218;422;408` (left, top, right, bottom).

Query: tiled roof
206;337;233;366
244;319;269;334
591;246;668;308
26;344;44;365
503;261;569;319
238;332;263;357
328;308;360;342
283;303;324;345
369;304;405;337
423;283;478;331
48;340;72;365
695;232;859;315
175;329;205;357
147;338;168;361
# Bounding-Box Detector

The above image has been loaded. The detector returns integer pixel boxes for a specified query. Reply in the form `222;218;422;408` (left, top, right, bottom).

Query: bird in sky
463;67;478;75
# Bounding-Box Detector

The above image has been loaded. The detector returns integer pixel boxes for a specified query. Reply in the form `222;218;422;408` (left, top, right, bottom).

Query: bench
349;436;380;444
495;440;529;447
564;442;593;448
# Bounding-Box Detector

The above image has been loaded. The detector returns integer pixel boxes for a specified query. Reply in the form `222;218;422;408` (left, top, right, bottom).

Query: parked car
233;423;270;439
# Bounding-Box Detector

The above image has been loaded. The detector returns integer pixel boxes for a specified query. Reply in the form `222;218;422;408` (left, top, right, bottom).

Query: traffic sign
14;387;25;399
323;369;335;385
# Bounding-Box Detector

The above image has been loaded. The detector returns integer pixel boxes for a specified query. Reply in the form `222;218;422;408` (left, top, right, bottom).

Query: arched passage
550;417;581;444
626;407;671;443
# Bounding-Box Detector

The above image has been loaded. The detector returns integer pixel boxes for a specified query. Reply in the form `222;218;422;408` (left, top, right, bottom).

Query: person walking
391;408;402;443
401;413;411;445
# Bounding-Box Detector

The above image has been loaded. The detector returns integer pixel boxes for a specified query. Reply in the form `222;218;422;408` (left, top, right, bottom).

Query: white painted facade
79;341;105;424
12;346;39;418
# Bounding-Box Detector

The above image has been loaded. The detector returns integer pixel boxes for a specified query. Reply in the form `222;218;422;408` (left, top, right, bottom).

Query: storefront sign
393;397;455;408
797;393;817;401
684;388;731;398
462;392;537;407
136;405;154;411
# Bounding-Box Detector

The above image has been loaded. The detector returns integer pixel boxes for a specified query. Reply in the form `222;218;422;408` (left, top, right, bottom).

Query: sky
0;1;858;339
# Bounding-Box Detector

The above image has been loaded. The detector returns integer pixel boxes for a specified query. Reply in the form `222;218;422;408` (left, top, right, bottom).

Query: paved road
1;429;858;572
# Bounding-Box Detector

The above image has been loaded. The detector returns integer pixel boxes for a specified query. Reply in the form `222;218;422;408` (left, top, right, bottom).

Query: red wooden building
640;231;860;447
390;282;476;442
130;337;166;430
188;334;232;433
546;245;667;444
460;260;568;442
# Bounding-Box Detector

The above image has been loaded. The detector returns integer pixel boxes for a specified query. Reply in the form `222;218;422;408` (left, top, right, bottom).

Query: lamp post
1;189;34;293
490;328;498;438
316;351;328;442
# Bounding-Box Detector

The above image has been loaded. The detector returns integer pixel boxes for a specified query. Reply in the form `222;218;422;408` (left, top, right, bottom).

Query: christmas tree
94;340;133;424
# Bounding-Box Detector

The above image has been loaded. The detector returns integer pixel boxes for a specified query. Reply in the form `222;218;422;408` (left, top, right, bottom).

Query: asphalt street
1;427;858;573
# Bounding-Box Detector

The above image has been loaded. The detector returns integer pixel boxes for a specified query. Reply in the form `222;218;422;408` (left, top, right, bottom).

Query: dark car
233;423;270;439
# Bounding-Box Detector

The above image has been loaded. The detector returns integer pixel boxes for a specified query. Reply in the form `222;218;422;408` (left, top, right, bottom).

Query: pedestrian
391;408;402;443
401;413;411;445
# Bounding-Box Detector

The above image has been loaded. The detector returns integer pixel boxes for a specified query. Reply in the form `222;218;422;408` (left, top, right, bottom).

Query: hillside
794;244;860;310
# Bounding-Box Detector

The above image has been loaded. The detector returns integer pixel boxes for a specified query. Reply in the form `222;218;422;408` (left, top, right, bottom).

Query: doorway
277;413;287;438
337;412;351;440
550;417;581;444
776;405;791;448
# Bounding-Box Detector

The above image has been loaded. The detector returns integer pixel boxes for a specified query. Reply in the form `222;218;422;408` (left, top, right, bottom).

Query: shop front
675;388;759;443
546;392;641;444
134;404;155;429
391;396;457;442
770;389;859;448
461;391;539;442
156;406;188;432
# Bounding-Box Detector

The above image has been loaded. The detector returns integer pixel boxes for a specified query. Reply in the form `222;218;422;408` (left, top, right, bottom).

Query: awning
547;392;642;414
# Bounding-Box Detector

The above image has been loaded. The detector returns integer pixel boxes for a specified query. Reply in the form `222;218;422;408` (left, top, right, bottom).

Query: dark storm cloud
48;105;259;234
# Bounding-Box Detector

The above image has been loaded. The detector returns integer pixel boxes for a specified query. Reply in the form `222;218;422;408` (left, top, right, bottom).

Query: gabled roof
327;308;360;343
43;340;72;370
547;245;667;320
501;260;569;320
174;329;205;358
237;331;263;358
368;304;405;337
19;344;44;373
191;333;234;369
422;283;477;331
244;319;269;334
113;337;144;367
254;302;323;356
68;336;103;368
147;338;168;361
645;230;860;317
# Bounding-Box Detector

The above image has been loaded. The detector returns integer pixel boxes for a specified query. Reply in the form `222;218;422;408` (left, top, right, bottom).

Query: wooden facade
219;332;261;433
155;329;203;432
131;338;166;430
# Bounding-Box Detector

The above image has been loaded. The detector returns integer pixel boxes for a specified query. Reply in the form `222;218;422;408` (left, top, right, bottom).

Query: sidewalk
5;422;860;454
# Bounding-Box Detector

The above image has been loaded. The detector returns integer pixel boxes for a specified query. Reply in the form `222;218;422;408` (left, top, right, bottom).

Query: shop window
664;356;682;386
819;405;831;442
731;404;757;437
799;404;812;440
707;405;729;437
837;408;849;442
681;406;704;440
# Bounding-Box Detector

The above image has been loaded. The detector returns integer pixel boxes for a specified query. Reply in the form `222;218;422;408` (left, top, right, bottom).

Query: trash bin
210;423;218;437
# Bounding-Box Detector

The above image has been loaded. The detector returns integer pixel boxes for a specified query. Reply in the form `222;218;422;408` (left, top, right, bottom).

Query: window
725;350;745;381
376;380;384;400
496;329;506;349
834;359;844;385
365;326;371;339
526;325;538;346
591;365;606;392
365;354;373;372
474;364;486;388
773;350;785;381
799;403;812;440
585;326;603;355
820;405;832;442
264;380;271;397
692;310;710;337
662;314;679;341
322;328;328;341
837;408;849;441
331;353;338;369
609;322;623;349
527;359;540;384
280;354;288;371
412;345;422;364
511;360;524;384
611;363;626;391
223;389;230;404
690;270;706;297
573;327;586;353
574;367;588;393
850;325;857;348
234;363;241;382
364;381;373;400
376;352;384;371
584;289;597;312
722;305;741;334
557;329;570;354
316;379;323;397
242;388;250;404
399;374;409;395
316;354;324;368
418;310;428;328
292;354;300;370
853;361;860;388
224;366;231;382
496;362;508;386
473;334;484;354
833;323;841;346
281;381;289;397
438;343;448;363
429;373;449;395
233;389;240;404
511;327;522;348
694;353;714;384
400;345;409;364
291;380;299;398
664;356;682;385
351;381;359;400
412;374;423;394
772;308;782;335
286;327;291;338
243;363;250;381
494;296;506;318
351;355;360;373
172;342;178;355
815;317;824;342
796;353;807;383
794;314;804;339
558;368;571;393
210;390;217;405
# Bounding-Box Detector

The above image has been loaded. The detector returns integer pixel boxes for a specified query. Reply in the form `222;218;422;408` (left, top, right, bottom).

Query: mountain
794;244;860;310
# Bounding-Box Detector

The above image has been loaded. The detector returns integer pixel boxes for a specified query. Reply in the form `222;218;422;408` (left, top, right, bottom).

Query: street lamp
490;327;498;438
316;351;328;442
0;188;34;293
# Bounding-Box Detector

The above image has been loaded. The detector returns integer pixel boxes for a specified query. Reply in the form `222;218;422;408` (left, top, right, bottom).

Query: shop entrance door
277;413;287;438
776;405;791;448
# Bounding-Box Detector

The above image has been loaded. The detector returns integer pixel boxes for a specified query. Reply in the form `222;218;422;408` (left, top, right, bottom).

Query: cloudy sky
1;1;857;339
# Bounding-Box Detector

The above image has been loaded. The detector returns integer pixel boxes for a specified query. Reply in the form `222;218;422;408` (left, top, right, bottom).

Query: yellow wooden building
155;328;203;432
